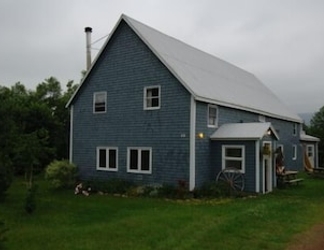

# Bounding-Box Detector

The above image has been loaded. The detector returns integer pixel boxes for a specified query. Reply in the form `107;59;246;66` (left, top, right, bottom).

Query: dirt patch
286;223;324;250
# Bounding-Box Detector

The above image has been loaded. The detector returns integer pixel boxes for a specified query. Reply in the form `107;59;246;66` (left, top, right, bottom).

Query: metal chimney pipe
84;27;92;71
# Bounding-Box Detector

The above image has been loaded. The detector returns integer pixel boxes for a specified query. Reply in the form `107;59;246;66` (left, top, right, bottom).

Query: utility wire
91;33;110;45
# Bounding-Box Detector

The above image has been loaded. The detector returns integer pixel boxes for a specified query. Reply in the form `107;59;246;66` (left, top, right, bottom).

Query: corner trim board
189;96;196;191
69;105;74;163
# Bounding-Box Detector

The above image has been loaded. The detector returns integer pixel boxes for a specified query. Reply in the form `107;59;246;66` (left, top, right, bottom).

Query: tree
0;77;79;179
0;86;15;194
307;106;324;166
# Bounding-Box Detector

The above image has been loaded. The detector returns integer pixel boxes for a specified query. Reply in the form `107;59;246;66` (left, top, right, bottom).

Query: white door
307;145;315;168
263;142;273;193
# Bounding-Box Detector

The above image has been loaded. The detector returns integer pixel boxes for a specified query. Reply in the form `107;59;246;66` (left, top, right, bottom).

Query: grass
1;174;324;250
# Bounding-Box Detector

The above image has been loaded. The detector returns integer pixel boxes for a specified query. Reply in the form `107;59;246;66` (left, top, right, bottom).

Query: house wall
72;20;192;186
266;118;302;170
194;102;261;189
194;101;301;191
210;140;256;193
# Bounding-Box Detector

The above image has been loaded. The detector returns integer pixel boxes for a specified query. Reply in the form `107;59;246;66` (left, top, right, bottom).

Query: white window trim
96;147;118;171
222;145;245;173
292;144;297;160
143;86;161;110
93;92;107;114
207;104;218;128
127;147;152;174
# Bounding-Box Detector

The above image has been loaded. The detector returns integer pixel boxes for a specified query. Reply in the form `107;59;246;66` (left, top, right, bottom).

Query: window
93;92;107;113
307;145;314;158
222;145;245;173
292;144;297;160
127;147;152;174
293;123;297;136
144;86;160;110
96;147;118;171
208;105;218;127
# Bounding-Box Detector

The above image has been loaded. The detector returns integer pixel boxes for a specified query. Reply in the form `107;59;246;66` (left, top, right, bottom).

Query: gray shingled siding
209;140;256;193
195;101;297;192
72;21;191;186
266;118;302;171
71;19;303;192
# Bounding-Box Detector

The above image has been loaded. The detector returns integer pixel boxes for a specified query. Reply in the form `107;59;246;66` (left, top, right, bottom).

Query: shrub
0;156;13;198
156;184;177;198
24;185;37;214
0;220;8;250
193;181;224;198
84;179;134;195
45;160;77;189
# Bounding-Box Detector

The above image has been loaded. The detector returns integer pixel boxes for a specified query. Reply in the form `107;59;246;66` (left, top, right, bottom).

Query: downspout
189;96;196;191
316;142;319;168
69;105;74;163
255;140;260;193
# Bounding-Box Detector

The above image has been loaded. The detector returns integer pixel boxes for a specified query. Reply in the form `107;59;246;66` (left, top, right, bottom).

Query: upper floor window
127;147;152;174
293;123;297;136
93;92;107;113
96;147;118;171
144;86;160;110
222;145;245;173
208;105;218;127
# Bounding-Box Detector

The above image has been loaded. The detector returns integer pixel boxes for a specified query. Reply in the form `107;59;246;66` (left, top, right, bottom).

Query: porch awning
300;131;320;142
210;122;279;140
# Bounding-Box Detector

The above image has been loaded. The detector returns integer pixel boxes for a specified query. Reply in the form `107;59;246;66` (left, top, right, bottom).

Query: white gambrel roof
210;122;279;140
67;14;302;123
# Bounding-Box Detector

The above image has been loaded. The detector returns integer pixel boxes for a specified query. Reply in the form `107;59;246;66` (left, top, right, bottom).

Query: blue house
66;14;318;194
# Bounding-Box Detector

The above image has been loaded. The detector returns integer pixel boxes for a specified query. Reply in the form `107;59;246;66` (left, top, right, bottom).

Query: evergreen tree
307;106;324;166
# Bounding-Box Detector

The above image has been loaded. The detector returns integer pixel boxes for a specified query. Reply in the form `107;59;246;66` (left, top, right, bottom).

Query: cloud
0;0;323;113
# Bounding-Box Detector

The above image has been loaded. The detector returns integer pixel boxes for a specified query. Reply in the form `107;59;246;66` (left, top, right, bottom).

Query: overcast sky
1;0;323;113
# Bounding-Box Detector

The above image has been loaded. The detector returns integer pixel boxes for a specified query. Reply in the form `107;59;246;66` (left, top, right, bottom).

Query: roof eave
194;96;302;124
210;137;260;141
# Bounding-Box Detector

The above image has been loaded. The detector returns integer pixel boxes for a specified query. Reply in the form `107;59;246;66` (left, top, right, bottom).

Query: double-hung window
127;147;152;174
208;105;218;127
97;147;118;171
222;145;245;173
144;86;160;110
93;92;107;113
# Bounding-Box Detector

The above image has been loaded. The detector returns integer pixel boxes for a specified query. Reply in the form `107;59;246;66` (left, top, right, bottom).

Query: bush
45;160;77;189
85;179;134;195
0;220;8;250
193;181;224;198
0;157;13;197
24;185;37;214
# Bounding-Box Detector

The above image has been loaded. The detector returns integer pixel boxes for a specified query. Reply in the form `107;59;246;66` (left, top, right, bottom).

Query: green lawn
1;175;324;250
